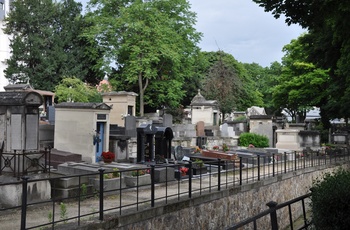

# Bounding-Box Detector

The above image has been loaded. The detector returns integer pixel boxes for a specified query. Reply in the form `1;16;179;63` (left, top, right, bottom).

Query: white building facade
0;0;10;91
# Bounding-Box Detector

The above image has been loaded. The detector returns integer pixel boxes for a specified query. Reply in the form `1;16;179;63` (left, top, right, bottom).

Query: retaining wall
64;163;349;230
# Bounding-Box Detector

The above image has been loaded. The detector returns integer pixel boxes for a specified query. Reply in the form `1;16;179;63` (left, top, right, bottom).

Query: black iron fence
0;147;348;229
227;193;312;230
0;147;51;179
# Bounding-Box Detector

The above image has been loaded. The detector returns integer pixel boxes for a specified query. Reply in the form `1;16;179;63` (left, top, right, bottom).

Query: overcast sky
188;0;306;67
80;0;306;67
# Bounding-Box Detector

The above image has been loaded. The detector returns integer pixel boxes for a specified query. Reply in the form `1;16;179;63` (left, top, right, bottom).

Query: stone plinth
275;129;301;151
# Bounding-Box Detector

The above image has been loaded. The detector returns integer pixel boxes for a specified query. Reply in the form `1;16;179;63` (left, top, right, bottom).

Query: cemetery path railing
0;147;349;229
226;193;312;230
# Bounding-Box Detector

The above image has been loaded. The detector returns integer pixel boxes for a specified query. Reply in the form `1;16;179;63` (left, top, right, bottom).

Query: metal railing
0;147;348;229
227;193;312;230
0;147;51;178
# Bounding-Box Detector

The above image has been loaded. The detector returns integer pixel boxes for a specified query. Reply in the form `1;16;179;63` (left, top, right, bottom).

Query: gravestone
228;126;235;136
125;116;136;137
196;121;205;137
221;123;229;137
163;114;173;127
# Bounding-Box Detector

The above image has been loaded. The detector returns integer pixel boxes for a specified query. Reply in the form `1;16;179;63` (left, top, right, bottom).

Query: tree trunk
139;72;144;116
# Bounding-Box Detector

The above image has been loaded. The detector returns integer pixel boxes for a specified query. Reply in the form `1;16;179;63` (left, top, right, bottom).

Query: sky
188;0;306;67
80;0;306;67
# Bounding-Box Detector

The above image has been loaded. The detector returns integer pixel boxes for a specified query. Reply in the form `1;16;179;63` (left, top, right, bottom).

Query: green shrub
238;132;269;148
310;168;350;229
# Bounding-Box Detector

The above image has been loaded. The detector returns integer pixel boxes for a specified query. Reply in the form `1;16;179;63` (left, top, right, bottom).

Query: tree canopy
253;0;350;125
3;0;104;91
54;77;101;103
84;0;201;116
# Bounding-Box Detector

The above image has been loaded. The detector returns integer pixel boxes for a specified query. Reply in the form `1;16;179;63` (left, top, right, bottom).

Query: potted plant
194;146;201;154
175;166;189;180
222;143;229;152
213;146;219;151
125;169;151;187
93;168;124;194
192;158;207;175
101;151;115;163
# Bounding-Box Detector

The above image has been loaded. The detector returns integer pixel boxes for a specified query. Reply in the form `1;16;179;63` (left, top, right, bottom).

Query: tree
84;0;201;116
253;0;350;125
201;51;263;119
54;77;101;103
272;35;329;122
3;0;104;91
203;56;240;123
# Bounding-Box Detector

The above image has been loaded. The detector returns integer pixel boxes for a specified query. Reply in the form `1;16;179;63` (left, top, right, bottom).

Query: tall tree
203;55;240;123
272;35;329;122
201;51;263;116
3;0;104;91
84;0;201;116
253;0;350;126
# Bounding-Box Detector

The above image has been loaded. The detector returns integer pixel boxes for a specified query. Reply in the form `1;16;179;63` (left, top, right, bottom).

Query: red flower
180;167;189;176
102;151;115;160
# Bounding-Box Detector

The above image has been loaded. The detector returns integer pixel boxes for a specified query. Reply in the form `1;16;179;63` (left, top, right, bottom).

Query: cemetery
0;83;349;229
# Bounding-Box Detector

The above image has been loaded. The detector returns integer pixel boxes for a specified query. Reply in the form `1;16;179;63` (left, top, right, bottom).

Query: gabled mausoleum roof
55;102;111;110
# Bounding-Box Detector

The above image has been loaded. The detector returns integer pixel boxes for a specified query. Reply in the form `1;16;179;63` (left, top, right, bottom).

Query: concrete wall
102;92;137;126
191;106;217;126
249;115;273;147
71;163;348;230
54;108;110;163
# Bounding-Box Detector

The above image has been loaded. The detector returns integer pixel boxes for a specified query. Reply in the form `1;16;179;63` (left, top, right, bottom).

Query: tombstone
173;145;184;161
47;105;55;125
137;124;157;163
228;126;235;136
196;121;205;137
0;91;43;152
221;123;229;137
154;127;174;161
125;116;136;137
162;114;173;127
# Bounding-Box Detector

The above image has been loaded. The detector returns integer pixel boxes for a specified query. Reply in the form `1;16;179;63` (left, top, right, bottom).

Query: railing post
294;151;297;171
98;168;105;221
151;165;155;207
284;152;287;173
257;155;260;181
266;201;278;230
272;154;275;177
188;161;192;198
21;176;29;230
239;157;243;185
218;159;221;191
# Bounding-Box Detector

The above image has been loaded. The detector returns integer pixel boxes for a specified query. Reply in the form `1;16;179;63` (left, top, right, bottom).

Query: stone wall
71;163;349;230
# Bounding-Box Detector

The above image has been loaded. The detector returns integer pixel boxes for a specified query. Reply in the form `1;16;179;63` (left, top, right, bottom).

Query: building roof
102;91;138;97
55;102;111;110
190;89;218;106
0;91;43;106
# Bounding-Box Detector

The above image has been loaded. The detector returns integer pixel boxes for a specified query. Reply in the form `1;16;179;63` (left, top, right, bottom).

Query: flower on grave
180;167;189;176
104;168;120;179
101;151;115;160
194;146;201;153
248;144;255;148
222;143;229;152
213;146;219;151
131;169;147;177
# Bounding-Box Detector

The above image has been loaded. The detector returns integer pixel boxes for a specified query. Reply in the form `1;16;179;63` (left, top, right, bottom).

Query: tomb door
95;122;105;162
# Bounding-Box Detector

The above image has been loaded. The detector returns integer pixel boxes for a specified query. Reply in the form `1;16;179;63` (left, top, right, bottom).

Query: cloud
189;0;306;67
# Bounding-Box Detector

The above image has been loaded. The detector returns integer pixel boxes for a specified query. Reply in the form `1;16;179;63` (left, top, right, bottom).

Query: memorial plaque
26;114;38;150
11;114;22;150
